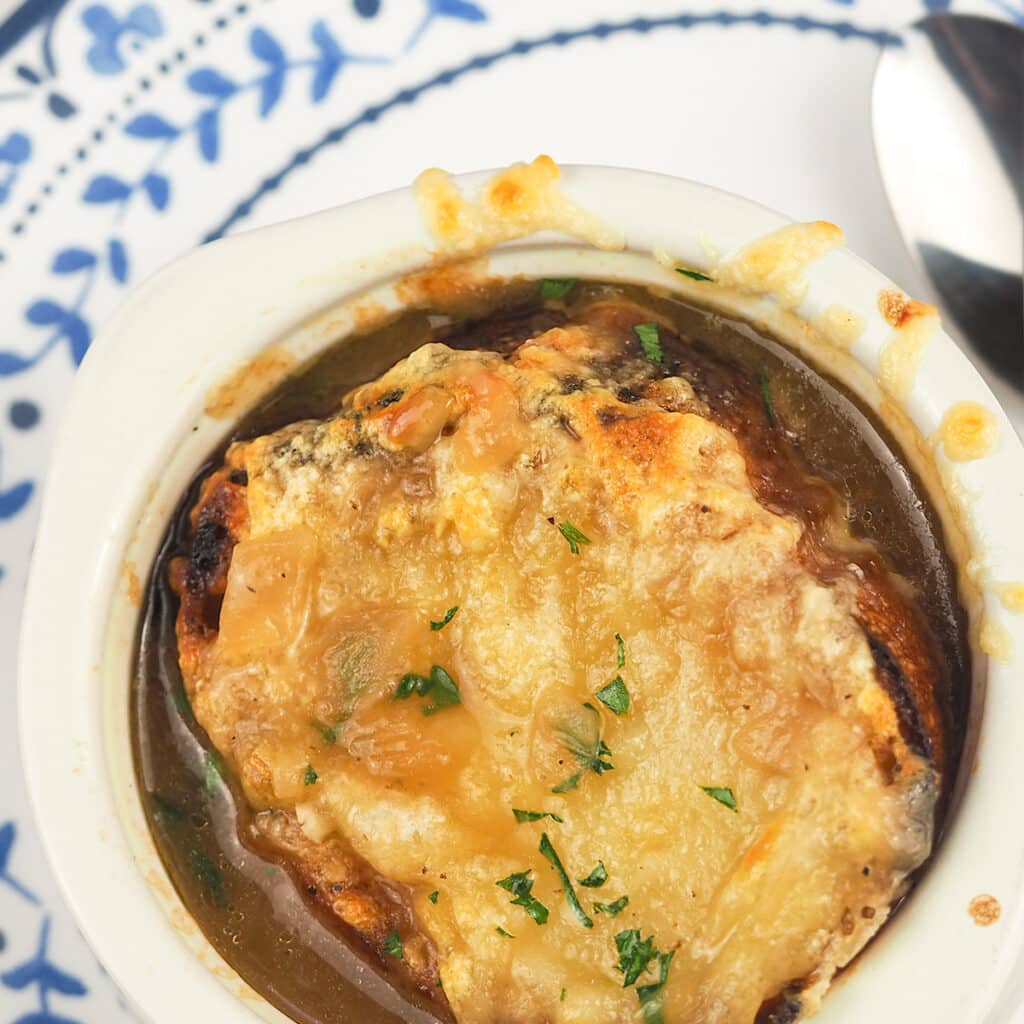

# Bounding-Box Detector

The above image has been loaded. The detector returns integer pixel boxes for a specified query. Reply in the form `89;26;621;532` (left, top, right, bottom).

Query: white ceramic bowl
18;165;1024;1024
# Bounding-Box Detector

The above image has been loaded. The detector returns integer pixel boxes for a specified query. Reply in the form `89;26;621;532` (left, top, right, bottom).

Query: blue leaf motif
0;351;34;375
250;27;285;67
83;174;131;203
0;132;31;165
52;248;96;273
46;93;76;118
432;0;487;22
258;68;285;117
0;481;33;520
2;957;86;997
63;314;92;365
15;65;41;85
108;239;128;283
310;20;343;102
25;300;65;326
196;109;220;162
142;172;170;211
124;112;179;139
187;68;237;98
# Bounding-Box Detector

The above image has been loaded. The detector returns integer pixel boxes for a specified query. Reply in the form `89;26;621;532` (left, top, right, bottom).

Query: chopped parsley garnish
150;793;186;824
596;676;631;715
382;930;404;958
615;632;625;668
310;719;338;745
700;785;738;811
637;951;676;1024
557;520;591;555
541;278;577;300
560;987;567;1002
513;809;564;824
633;322;663;363
202;750;224;798
594;895;630;917
758;368;777;427
614;929;660;987
173;686;193;719
428;890;439;904
552;703;615;792
552;773;582;794
190;850;230;909
303;765;318;786
539;833;593;928
676;267;714;283
495;926;515;938
392;664;463;715
578;861;608;888
496;870;550;925
429;605;459;631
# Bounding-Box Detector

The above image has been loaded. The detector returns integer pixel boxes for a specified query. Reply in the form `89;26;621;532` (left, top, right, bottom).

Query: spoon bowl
873;13;1024;416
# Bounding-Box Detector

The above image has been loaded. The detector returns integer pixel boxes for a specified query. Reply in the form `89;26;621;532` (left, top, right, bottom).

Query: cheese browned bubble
176;301;940;1024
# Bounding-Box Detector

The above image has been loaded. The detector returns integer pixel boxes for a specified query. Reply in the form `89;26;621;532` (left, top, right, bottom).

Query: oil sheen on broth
133;279;969;1024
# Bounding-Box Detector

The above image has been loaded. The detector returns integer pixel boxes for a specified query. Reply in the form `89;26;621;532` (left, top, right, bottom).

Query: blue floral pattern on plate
0;0;1018;1019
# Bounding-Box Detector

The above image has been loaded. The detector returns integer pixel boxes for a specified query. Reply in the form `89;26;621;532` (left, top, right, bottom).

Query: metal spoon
872;14;1023;420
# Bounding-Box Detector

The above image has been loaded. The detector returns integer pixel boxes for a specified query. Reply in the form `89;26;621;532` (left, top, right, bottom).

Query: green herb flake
560;987;567;1002
541;278;577;300
428;890;439;904
392;665;463;716
551;772;582;794
382;929;404;958
557;520;591;556
578;861;608;888
596;676;631;715
303;765;319;786
430;605;460;631
676;267;714;283
758;368;777;428
310;719;338;745
633;322;663;363
700;785;738;812
513;809;564;824
539;833;593;929
393;672;431;700
615;633;625;668
496;926;515;938
614;928;658;987
594;895;630;917
190;850;230;909
554;703;615;794
150;793;186;825
496;870;550;925
172;686;194;719
637;951;675;1023
202;750;224;798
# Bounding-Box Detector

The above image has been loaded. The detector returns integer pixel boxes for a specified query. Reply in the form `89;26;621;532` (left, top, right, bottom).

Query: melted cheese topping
817;304;865;350
189;314;936;1024
876;292;940;402
938;401;999;462
997;583;1024;615
714;221;844;309
415;156;625;255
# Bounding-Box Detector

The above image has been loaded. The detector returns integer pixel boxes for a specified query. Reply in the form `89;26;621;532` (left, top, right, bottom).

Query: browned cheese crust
171;296;947;1024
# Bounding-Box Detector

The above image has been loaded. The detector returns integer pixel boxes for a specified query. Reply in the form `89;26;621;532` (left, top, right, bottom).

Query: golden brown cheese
174;301;942;1024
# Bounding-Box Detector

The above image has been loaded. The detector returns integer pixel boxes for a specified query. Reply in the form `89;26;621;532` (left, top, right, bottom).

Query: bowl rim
17;163;1024;1024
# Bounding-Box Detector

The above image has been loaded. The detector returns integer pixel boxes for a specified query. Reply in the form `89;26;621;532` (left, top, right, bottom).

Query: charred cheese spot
173;297;950;1024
